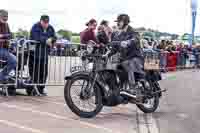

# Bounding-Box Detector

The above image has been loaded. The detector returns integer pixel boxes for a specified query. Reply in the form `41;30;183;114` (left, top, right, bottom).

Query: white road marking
27;97;65;106
1;97;161;133
0;119;47;133
136;108;148;133
0;103;120;133
136;108;160;133
23;96;162;132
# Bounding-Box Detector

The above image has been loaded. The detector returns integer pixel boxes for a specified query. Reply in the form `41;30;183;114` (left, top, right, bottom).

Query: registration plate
70;66;82;72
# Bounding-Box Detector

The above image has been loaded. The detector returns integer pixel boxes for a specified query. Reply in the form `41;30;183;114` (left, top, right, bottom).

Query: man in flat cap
29;15;56;96
0;9;16;82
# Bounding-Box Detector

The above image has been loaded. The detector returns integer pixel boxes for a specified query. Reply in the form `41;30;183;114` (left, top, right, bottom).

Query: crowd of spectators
141;38;200;71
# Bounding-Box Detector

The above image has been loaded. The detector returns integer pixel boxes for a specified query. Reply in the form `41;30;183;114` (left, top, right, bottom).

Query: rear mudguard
144;70;163;98
145;70;162;82
151;81;163;98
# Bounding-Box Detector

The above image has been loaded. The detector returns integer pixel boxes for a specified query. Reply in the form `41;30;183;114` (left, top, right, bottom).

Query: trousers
121;57;145;89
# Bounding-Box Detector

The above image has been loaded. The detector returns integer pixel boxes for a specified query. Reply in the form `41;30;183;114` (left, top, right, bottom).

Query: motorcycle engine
99;72;121;106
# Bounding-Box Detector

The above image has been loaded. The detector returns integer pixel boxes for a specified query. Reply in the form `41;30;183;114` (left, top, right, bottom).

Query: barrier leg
2;86;8;96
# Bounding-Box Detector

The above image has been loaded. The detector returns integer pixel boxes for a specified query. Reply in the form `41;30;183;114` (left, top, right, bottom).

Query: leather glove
120;40;131;48
51;37;57;44
102;53;109;59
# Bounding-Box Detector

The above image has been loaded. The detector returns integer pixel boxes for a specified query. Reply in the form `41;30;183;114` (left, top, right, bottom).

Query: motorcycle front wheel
64;74;103;118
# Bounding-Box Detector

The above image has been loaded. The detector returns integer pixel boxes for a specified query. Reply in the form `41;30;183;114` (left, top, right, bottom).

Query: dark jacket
97;30;109;44
30;22;55;60
80;28;97;44
111;26;144;61
0;22;12;48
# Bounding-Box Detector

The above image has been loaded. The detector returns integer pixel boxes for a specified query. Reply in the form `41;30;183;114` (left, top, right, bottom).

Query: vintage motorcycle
64;41;166;118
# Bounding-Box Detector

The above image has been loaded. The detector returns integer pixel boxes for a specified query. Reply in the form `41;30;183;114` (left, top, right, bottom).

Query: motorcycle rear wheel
136;94;159;113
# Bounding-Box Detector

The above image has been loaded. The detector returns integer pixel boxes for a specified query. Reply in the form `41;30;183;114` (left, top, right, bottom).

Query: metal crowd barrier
18;41;82;87
0;40;84;96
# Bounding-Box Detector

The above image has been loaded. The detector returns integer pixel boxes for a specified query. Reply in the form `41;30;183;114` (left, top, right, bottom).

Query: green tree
181;33;191;40
72;32;80;36
57;29;72;40
71;36;80;43
143;32;155;39
14;28;29;38
135;27;146;31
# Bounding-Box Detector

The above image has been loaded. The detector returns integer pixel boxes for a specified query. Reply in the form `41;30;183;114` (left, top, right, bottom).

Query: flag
190;0;198;45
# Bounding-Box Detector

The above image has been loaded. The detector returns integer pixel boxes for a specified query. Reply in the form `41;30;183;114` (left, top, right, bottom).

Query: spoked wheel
64;75;103;118
136;94;159;113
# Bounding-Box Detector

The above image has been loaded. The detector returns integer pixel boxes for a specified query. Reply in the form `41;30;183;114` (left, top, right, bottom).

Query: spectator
97;20;112;44
176;43;183;51
143;39;154;51
177;43;184;68
179;44;188;68
141;38;148;49
153;40;159;50
29;15;56;96
157;40;166;50
0;9;16;82
171;45;176;51
192;44;200;67
80;19;98;44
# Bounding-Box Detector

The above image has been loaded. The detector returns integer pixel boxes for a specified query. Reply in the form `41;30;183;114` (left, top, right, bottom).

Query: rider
110;14;145;102
0;9;17;82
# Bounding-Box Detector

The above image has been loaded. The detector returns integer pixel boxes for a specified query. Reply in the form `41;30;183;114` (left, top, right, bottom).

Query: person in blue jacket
0;9;17;82
29;15;56;96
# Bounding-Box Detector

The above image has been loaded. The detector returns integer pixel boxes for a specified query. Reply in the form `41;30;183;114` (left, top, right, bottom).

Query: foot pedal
151;89;167;95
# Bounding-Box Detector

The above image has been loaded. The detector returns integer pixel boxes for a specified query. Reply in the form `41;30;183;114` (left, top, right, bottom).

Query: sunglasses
43;20;49;23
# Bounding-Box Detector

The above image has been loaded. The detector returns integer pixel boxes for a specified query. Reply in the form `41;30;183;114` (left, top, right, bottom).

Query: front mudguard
64;71;106;98
65;71;90;80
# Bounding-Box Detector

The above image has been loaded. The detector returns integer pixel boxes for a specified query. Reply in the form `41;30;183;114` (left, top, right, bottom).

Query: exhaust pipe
120;91;137;99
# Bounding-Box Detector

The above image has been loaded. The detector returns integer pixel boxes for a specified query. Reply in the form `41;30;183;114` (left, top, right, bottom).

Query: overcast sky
0;0;197;35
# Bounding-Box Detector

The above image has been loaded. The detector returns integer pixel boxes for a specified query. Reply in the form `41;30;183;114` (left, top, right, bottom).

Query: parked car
50;39;78;56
